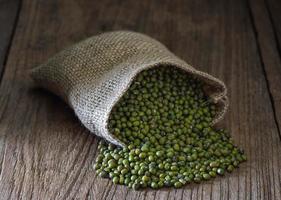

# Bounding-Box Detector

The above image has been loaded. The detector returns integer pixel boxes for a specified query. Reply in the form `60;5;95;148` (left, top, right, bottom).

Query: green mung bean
94;66;246;190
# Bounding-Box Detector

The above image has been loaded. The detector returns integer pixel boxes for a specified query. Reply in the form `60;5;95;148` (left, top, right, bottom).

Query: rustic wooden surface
0;0;281;199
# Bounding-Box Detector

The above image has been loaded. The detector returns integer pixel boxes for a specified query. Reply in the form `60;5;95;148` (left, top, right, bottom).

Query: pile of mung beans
94;66;246;190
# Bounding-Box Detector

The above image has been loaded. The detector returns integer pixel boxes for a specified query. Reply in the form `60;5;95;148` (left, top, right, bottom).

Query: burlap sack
31;31;228;147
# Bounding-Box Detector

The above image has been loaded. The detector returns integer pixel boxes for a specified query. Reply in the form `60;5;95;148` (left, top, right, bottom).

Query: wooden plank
0;0;21;80
0;0;280;199
0;0;21;188
248;0;281;139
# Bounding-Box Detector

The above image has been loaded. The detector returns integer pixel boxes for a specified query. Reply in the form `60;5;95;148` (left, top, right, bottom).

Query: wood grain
0;0;280;199
248;0;281;140
0;0;21;80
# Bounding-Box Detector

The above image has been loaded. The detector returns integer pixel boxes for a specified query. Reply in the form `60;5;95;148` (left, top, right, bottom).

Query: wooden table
0;0;281;199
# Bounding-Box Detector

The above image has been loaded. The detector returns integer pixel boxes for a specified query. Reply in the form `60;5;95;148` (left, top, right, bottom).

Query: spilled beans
94;66;246;190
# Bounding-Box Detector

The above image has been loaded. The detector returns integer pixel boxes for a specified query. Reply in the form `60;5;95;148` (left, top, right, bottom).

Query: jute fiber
31;31;228;147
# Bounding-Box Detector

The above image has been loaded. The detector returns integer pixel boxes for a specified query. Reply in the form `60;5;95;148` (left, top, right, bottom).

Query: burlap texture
31;31;228;147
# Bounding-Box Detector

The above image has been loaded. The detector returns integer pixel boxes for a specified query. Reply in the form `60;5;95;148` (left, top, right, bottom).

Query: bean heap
94;67;246;190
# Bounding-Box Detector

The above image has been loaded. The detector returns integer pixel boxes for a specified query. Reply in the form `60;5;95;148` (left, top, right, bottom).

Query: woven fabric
31;31;228;146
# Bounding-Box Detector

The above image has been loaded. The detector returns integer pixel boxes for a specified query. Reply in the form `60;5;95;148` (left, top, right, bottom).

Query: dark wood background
0;0;281;199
